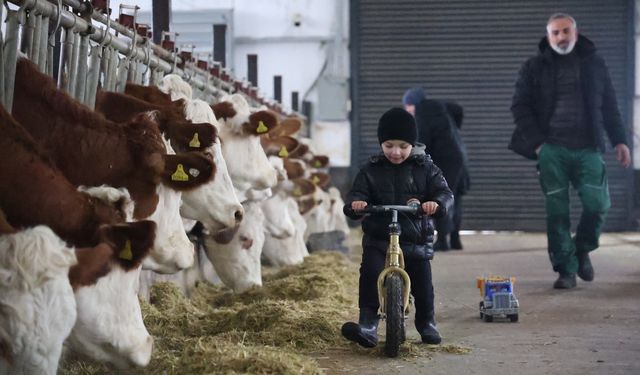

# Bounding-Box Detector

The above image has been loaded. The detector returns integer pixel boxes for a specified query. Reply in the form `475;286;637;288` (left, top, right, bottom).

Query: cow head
181;99;244;231
0;226;77;374
158;74;193;101
204;201;264;292
262;196;309;266
212;95;279;194
67;221;155;368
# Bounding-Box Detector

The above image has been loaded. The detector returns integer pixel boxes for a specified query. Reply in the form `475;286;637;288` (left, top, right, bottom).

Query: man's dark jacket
414;99;466;192
509;35;628;160
344;153;453;260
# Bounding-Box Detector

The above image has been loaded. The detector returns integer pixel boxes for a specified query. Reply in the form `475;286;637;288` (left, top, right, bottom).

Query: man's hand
535;144;543;156
421;201;439;216
351;201;368;211
614;144;631;168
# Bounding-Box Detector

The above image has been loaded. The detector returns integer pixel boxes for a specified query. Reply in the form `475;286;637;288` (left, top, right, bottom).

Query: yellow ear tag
171;164;189;181
314;160;322;168
278;146;289;158
293;187;302;197
189;133;201;148
256;120;268;134
119;240;133;261
312;175;320;185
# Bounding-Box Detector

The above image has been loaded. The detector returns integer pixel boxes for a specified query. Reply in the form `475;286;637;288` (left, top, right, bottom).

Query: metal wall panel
351;0;633;231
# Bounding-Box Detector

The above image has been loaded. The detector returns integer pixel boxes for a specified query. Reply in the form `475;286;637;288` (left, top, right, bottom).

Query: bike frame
377;208;412;317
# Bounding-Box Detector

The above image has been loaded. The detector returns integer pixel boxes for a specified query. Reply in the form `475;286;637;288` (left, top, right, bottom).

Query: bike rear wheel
385;273;404;358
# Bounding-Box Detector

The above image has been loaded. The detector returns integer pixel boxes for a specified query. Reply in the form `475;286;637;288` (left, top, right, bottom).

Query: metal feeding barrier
1;0;288;115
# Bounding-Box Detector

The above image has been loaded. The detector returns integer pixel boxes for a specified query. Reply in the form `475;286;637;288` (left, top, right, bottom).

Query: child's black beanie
377;107;417;146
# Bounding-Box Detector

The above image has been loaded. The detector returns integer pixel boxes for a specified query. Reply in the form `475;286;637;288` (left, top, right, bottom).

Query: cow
11;57;206;273
204;201;265;292
95;90;243;231
157;73;194;101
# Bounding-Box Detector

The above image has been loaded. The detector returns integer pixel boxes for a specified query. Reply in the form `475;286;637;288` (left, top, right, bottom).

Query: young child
342;107;453;347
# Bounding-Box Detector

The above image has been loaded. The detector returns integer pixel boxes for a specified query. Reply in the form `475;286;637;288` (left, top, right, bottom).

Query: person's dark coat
344;153;453;260
509;34;628;160
414;99;466;192
442;100;470;195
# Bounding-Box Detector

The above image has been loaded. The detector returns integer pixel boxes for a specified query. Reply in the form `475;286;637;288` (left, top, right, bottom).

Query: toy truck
476;276;519;322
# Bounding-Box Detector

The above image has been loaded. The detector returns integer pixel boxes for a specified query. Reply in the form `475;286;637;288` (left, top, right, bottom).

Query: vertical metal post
38;15;50;73
0;3;6;106
291;91;299;112
247;54;257;87
115;57;129;93
21;10;35;55
152;0;171;45
274;75;282;103
4;10;23;113
31;13;42;68
213;24;226;67
59;27;73;91
107;48;119;91
85;45;102;108
67;32;80;98
75;34;89;103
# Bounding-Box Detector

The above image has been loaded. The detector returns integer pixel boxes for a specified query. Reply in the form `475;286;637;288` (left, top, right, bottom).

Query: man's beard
550;40;576;55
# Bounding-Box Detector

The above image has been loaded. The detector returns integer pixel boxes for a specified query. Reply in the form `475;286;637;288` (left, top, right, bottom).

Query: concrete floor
315;231;640;375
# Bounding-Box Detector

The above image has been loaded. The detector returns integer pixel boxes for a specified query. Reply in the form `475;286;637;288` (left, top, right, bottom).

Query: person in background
442;100;470;250
403;88;466;251
509;13;630;289
342;107;453;347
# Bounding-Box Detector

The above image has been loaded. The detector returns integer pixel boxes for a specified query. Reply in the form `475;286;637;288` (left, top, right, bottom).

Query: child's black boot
417;314;442;345
341;308;379;348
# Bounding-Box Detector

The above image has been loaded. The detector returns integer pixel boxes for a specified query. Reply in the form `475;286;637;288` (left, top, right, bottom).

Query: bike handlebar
345;204;422;216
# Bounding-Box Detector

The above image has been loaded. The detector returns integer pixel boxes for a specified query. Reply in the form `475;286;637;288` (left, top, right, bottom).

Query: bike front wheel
384;273;404;358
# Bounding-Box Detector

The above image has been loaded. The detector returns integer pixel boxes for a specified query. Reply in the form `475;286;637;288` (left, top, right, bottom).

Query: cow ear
289;177;316;198
94;220;156;271
288;143;309;158
279;117;303;136
162;151;216;191
283;158;305;180
244;110;278;136
212;225;240;244
68;243;114;290
211;101;236;120
307;155;330;169
165;122;217;152
296;197;316;215
262;135;299;158
309;172;331;189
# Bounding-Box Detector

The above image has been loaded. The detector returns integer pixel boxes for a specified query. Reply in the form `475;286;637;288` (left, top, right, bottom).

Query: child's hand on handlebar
351;201;368;211
421;201;439;215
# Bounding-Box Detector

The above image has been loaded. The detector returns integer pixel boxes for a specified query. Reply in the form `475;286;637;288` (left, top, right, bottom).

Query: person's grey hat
377;107;417;146
402;87;426;106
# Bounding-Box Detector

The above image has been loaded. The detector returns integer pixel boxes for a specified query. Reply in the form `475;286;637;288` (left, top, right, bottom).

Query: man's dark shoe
450;232;463;250
553;273;577;289
341;322;378;348
419;323;442;344
577;252;594;281
434;235;450;251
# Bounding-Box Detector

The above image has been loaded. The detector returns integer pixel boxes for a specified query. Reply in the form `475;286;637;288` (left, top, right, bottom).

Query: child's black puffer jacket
344;153;454;260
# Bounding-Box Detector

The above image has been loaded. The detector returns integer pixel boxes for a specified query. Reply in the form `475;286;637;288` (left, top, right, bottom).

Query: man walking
509;13;630;289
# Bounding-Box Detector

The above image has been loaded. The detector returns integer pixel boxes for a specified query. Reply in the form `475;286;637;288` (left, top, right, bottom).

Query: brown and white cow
11;57;208;273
